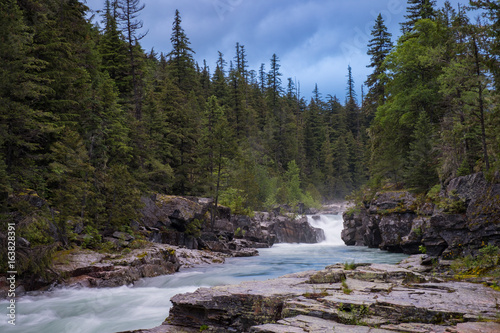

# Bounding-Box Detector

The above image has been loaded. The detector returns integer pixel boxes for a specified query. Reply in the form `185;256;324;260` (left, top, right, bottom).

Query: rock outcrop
269;215;325;243
49;244;227;289
120;255;500;333
342;173;500;258
138;195;325;252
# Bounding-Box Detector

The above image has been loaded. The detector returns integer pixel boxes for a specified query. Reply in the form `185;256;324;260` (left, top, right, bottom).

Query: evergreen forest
1;0;499;277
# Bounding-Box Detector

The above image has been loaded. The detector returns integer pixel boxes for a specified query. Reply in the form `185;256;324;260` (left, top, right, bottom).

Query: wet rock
270;215;325;243
52;244;180;288
232;248;259;257
341;210;370;247
135;256;500;333
175;248;228;268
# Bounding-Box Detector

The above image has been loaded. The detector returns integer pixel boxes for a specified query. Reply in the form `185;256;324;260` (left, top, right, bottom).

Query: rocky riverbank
118;255;500;333
0;243;233;296
341;172;500;258
1;195;325;294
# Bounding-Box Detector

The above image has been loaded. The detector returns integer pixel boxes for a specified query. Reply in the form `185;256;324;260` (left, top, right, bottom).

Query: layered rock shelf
120;255;500;333
48;244;229;289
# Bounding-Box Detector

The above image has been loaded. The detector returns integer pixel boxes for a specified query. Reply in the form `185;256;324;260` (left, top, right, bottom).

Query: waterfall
307;214;345;246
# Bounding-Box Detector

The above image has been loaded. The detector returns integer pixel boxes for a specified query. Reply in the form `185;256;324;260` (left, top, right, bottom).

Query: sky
84;0;468;101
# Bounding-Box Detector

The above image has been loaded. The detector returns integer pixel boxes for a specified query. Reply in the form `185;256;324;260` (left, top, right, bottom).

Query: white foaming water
0;215;408;333
307;214;345;245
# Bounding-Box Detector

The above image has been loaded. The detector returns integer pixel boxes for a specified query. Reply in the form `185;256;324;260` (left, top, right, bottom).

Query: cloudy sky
84;0;468;100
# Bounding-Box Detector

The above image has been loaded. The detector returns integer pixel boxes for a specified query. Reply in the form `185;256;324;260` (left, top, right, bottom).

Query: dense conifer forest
0;0;499;277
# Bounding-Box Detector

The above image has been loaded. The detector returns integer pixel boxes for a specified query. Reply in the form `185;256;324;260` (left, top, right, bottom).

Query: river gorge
0;215;410;333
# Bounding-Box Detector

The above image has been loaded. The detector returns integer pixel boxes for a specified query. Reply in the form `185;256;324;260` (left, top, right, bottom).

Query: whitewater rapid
307;214;345;245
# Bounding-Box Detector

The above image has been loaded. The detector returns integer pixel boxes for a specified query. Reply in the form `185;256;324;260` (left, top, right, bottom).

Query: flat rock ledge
121;256;500;333
50;244;229;289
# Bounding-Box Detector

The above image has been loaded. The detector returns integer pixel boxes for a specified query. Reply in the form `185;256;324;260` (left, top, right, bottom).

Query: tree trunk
473;36;490;171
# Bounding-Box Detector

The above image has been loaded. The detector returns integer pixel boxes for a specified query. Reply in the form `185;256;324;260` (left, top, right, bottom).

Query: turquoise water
0;215;408;333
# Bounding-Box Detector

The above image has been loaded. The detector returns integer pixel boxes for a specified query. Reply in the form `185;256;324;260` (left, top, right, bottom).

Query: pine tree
347;132;367;189
200;96;236;227
404;112;438;191
99;0;130;97
333;136;352;198
267;54;283;113
470;0;500;91
320;130;335;199
401;0;437;33
371;19;447;182
200;59;211;99
283;160;302;205
365;14;393;118
259;63;267;93
345;66;360;135
0;0;49;193
212;51;228;102
303;97;324;180
325;95;346;140
117;0;147;119
167;9;196;92
228;43;247;138
48;129;94;244
438;17;493;178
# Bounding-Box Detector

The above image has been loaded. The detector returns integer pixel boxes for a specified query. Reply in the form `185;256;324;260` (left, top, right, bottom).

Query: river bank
0;195;330;296
121;254;500;333
0;218;411;333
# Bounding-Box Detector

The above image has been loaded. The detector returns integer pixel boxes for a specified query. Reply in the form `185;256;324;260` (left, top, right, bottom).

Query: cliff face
342;173;500;258
139;195;325;253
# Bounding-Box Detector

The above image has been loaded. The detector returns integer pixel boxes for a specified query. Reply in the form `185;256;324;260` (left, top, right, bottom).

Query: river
0;215;408;333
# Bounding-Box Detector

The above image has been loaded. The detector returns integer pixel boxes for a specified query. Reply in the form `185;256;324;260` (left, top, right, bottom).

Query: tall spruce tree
167;9;196;92
0;0;49;193
200;96;236;227
267;54;283;113
438;18;493;178
470;0;500;91
345;66;360;135
99;0;130;97
401;0;437;33
403;112;438;191
212;51;228;102
117;0;147;119
370;19;446;182
365;14;393;117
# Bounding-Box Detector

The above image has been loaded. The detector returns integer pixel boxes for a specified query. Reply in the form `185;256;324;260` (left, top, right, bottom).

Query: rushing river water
0;215;408;333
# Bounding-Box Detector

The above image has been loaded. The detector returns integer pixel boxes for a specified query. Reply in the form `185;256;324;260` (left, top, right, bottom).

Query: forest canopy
0;0;499;276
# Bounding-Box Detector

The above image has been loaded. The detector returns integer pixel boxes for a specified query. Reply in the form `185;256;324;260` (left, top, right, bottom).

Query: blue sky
84;0;470;101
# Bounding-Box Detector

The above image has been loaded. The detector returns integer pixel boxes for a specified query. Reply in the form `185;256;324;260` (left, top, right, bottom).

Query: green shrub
82;225;102;249
185;219;202;238
343;261;356;270
219;187;254;217
451;245;500;282
129;239;151;249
